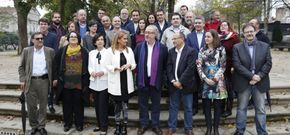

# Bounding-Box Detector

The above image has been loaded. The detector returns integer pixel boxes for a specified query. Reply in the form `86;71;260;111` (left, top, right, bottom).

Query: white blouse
88;48;108;91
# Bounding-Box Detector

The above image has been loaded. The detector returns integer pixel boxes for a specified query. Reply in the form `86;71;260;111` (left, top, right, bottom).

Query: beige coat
18;46;55;93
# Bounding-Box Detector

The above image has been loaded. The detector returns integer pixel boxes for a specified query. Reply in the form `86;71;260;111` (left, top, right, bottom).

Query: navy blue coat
134;41;168;90
186;31;205;52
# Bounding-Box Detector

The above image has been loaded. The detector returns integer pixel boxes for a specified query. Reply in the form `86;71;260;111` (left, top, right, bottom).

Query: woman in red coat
218;21;240;118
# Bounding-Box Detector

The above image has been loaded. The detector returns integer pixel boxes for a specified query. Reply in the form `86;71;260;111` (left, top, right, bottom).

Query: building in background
0;7;40;36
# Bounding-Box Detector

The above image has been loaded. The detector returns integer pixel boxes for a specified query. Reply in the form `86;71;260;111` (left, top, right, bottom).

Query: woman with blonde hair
106;31;136;135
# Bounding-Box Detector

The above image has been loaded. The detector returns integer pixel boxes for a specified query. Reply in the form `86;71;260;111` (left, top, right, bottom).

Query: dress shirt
247;44;255;73
32;47;47;76
134;23;138;33
174;45;184;80
158;21;165;30
147;42;155;77
196;30;204;49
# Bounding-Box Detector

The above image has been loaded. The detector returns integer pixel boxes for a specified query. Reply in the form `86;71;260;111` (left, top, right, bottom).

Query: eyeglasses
34;38;43;41
244;31;254;34
70;36;78;38
145;31;155;35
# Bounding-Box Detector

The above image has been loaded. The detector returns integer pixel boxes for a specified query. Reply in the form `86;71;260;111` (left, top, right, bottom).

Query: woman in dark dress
218;21;240;118
106;31;136;135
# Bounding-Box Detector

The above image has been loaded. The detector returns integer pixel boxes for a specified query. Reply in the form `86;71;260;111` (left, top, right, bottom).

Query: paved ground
0;50;290;135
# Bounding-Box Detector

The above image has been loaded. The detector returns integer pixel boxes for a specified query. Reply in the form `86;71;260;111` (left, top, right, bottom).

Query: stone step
1;115;290;135
0;101;289;128
1;89;290;110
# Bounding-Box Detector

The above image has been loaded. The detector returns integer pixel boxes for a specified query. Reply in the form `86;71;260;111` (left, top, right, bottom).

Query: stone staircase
1;82;290;135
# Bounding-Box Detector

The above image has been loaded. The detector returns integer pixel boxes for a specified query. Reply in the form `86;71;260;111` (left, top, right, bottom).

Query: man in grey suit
19;32;55;135
233;24;272;135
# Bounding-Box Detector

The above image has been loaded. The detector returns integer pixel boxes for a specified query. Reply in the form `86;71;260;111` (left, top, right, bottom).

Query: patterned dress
196;46;227;99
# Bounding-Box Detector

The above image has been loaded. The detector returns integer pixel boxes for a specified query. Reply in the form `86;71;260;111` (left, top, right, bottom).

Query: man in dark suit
134;25;168;135
233;24;272;135
19;32;55;135
125;9;140;35
186;16;206;116
166;32;196;135
155;9;171;40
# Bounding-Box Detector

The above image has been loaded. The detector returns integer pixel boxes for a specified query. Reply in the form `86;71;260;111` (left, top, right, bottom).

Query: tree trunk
168;0;175;21
17;14;28;55
60;0;66;21
150;0;156;14
13;0;32;55
263;0;268;35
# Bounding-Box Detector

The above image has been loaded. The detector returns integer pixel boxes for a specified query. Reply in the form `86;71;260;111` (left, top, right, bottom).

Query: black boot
114;123;121;135
214;127;220;135
121;123;127;135
205;127;212;135
222;99;232;118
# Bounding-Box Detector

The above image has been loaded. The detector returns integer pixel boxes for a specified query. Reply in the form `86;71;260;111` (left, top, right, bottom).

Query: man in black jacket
166;32;197;135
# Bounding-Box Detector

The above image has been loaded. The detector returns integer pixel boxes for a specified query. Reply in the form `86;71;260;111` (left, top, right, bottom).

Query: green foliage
0;32;19;45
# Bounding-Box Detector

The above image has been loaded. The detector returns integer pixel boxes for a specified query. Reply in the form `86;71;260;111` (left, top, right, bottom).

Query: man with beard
184;11;195;32
48;12;66;48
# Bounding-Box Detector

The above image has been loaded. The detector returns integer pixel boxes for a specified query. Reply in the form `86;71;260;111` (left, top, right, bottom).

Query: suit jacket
134;41;168;90
125;22;136;35
18;46;55;93
167;45;197;93
186;31;206;52
232;41;272;93
155;21;171;40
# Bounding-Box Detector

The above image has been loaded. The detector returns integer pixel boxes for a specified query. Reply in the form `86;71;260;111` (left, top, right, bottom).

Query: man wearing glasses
19;32;55;135
233;23;272;135
134;25;168;135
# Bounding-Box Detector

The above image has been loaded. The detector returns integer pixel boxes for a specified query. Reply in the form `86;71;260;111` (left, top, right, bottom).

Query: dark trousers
202;99;222;129
92;89;109;130
138;86;161;128
193;74;201;112
62;88;84;128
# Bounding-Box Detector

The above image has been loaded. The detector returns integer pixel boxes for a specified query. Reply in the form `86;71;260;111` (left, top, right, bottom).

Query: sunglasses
34;37;43;41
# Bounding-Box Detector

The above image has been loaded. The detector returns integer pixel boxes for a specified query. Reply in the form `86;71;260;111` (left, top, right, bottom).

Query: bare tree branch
281;0;290;10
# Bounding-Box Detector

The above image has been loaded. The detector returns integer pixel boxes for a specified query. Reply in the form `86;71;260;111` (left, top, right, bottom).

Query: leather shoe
93;127;100;132
166;129;174;135
64;126;71;132
48;106;55;113
39;128;47;135
137;127;147;135
187;130;194;135
152;127;163;135
29;128;37;135
192;109;198;116
76;126;83;131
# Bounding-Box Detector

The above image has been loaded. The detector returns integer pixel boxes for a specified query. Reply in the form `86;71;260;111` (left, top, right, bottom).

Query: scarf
66;44;81;56
138;41;160;88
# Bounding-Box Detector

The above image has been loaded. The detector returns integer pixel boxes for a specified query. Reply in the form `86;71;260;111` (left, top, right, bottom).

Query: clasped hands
114;64;131;72
91;71;105;78
249;74;261;85
172;80;183;90
205;75;219;86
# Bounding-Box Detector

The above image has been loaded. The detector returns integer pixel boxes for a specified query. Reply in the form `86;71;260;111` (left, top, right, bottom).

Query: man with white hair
134;25;168;135
75;9;88;38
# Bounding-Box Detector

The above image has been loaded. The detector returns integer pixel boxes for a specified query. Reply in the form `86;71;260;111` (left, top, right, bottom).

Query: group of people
18;5;272;135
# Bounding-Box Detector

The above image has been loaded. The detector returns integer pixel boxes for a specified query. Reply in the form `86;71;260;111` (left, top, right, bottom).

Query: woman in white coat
106;31;136;135
88;33;108;135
